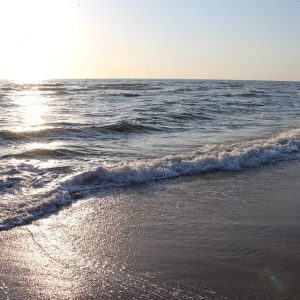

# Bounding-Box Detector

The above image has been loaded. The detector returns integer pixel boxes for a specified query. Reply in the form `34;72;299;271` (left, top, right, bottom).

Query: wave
0;128;60;141
37;87;66;92
0;82;66;91
222;90;269;98
1;129;300;230
173;88;193;93
168;111;214;121
1;81;163;94
91;83;161;91
3;148;78;159
0;122;162;142
227;83;244;88
91;121;162;133
222;92;258;97
62;129;300;190
239;92;262;97
105;92;141;97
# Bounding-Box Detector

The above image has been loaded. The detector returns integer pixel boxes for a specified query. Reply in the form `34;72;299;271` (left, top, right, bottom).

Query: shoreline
1;161;300;299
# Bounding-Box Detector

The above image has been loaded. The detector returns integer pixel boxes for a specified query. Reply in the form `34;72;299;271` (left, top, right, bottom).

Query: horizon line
1;77;299;83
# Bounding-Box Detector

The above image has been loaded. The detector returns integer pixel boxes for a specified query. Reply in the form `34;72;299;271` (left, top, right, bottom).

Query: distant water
0;79;300;229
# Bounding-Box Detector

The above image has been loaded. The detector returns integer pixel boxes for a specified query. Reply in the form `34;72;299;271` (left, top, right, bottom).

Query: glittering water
0;79;300;229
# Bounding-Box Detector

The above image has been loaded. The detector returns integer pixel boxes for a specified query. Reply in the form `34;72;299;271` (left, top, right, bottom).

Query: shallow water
1;161;300;299
0;79;300;229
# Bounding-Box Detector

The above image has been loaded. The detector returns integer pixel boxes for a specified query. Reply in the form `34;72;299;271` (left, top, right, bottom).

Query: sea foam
1;129;300;230
63;128;300;191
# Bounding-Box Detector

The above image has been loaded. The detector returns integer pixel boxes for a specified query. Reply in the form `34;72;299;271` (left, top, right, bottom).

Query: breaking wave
62;129;300;190
1;129;300;230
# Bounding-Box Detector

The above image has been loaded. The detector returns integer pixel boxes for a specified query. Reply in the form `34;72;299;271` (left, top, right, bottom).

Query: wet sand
1;161;300;299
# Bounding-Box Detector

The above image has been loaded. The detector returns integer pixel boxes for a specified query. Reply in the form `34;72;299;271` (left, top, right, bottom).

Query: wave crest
0;121;162;142
63;129;300;191
3;148;77;159
1;129;300;230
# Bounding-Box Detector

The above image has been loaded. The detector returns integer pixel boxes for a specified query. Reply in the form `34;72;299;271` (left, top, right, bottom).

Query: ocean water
0;79;300;230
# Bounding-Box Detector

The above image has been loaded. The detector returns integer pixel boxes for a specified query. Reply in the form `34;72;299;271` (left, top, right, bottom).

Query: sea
0;79;300;230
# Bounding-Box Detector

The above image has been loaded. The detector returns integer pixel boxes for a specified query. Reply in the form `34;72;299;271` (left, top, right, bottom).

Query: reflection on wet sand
1;162;300;299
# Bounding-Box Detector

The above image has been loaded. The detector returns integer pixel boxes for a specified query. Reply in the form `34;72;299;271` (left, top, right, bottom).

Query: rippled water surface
0;79;300;229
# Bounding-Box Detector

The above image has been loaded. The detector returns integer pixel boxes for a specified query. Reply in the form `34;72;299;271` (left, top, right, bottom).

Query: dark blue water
0;79;300;229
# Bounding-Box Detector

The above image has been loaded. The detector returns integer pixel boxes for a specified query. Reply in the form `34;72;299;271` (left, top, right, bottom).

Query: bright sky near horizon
0;0;299;81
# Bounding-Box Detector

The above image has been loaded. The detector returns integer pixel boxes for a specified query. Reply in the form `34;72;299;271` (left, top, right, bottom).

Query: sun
0;0;83;82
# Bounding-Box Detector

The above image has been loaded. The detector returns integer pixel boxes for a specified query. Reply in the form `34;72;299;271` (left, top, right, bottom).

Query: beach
1;79;299;299
1;160;300;299
0;0;299;297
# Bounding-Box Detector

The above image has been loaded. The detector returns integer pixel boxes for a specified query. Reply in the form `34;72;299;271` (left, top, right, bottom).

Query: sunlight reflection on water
13;92;50;133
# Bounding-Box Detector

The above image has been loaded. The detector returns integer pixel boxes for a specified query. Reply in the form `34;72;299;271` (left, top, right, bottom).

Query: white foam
62;128;300;191
1;129;300;230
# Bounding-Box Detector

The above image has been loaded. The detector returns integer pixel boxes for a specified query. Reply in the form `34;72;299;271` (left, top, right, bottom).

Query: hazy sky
0;0;299;81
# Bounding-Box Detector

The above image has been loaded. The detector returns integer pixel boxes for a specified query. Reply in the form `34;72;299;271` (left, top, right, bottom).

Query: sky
0;0;299;81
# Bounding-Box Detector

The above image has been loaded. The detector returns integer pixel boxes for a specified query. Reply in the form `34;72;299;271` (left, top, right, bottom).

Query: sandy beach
1;0;299;298
1;161;300;299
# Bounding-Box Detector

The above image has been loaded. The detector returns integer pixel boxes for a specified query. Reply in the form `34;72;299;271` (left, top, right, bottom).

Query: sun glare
0;0;82;83
13;93;50;132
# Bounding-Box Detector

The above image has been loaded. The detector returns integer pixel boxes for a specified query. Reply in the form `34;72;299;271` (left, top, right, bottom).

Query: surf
1;129;300;231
